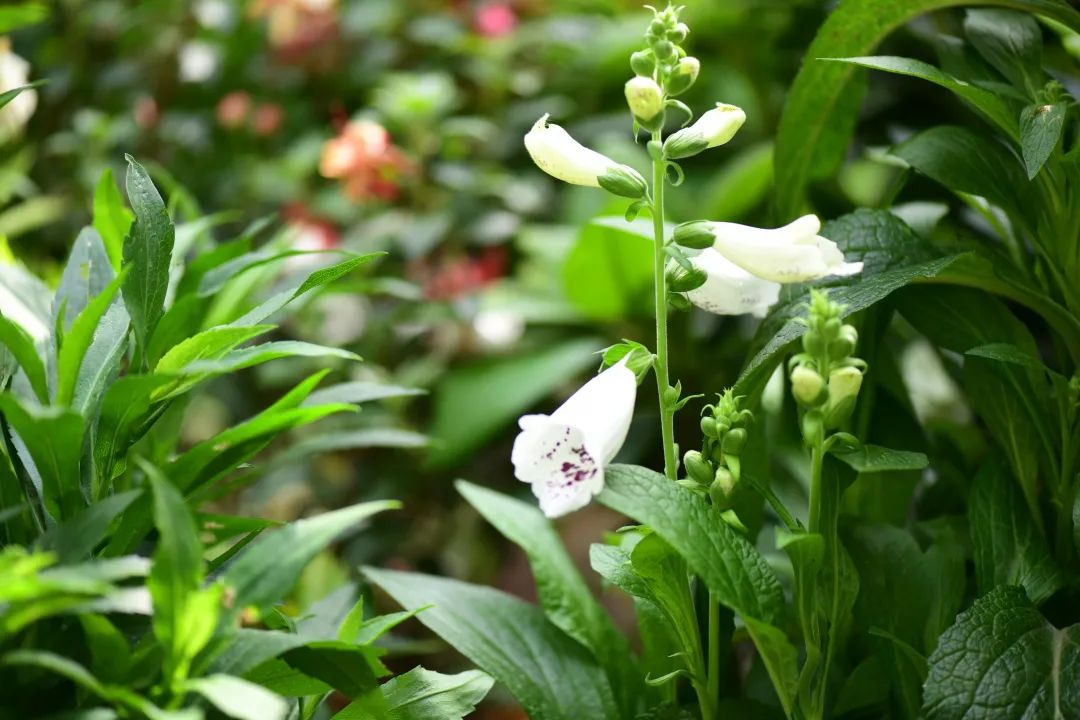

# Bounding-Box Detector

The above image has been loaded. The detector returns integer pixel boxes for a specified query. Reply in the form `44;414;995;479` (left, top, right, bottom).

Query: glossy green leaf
122;156;175;355
71;301;130;416
1019;102;1066;179
964;8;1043;90
92;168;133;270
188;674;289;720
339;667;493;720
0;3;48;34
924;586;1080;719
225;501;398;609
0;313;48;403
771;0;1080;218
599;464;785;625
302;381;425;408
562;217;654;320
176;341;360;378
743;617;799;719
365;568;620;720
53;227;116;330
831;444;928;473
0;395;85;520
38;490;140;562
55;269;127;407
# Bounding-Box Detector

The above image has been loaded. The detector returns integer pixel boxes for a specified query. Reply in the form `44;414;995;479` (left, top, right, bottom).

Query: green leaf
151;324;273;399
207;629;308;676
93;169;133;271
364;567;619;720
92;375;171;497
0;263;52;344
38;490;140;562
79;614;133;685
562;217;654;320
55;269;127;407
598;464;785;625
225;501;398;609
0;3;48;33
0;395;85;520
198;246;354;298
122;155;175;356
923;586;1080;719
176;341;360;377
964;8;1044;90
340;667;494;720
71;301;130;417
281;641;388;697
969;461;1061;604
0;313;48;403
966;342;1053;374
427;337;601;468
302;381;425;408
825;56;1017;140
831;444;929;473
457;481;642;717
53;227;116;330
188;674;289;720
743;618;799;719
892;125;1029;221
146;464;215;689
1020;102;1066;179
771;0;1080;218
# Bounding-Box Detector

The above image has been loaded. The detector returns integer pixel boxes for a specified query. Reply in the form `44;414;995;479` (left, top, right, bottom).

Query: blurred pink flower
216;91;251;129
251;102;284;136
473;1;517;37
133;96;159;129
319;119;413;202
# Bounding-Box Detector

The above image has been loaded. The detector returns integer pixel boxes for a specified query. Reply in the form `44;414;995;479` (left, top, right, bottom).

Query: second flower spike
524;114;647;198
511;360;637;518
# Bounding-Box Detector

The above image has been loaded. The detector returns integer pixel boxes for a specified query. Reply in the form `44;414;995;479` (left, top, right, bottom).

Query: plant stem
808;441;824;534
707;592;720;714
651;130;677;482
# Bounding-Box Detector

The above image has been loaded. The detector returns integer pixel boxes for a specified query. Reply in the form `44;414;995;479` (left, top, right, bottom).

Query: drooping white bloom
684;248;780;317
663;103;745;159
0;39;36;143
705;214;863;283
524;115;646;197
512;361;637;518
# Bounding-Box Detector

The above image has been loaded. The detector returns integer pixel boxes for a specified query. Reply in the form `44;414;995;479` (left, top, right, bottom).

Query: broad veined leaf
122;155;175;356
1019;101;1066;179
743;617;799;720
206;629;308;677
457;481;642;717
831;444;929;473
365;568;620;720
923;585;1080;720
224;501;399;609
71;300;130;416
53;227;115;330
335;667;494;720
824;56;1017;140
0;394;85;520
963;8;1044;90
187;674;289;720
599;464;785;625
969;461;1061;604
772;0;1080;218
55;269;127;407
279;641;388;697
0;313;48;402
92;168;133;270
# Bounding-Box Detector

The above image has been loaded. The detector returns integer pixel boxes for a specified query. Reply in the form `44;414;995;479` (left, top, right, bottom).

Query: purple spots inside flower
551;445;597;489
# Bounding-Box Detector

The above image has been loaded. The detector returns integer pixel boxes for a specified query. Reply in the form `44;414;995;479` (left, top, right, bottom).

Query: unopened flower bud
823;317;842;341
721;427;746;455
653;40;676;61
803;330;825;357
825;366;863;427
791;365;827;407
700;415;717;438
625;76;664;121
667;56;700;95
663;103;745;159
684;450;713;485
649;18;666;36
630;50;655;77
669;22;689;42
710;467;737;509
666;258;707;292
673;220;716;250
828;324;857;360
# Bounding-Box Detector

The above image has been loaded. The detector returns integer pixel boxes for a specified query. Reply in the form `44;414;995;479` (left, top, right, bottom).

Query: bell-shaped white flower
511;360;637;518
663;103;745;159
0;39;36;143
524;115;646;198
684;248;780;318
706;214;863;283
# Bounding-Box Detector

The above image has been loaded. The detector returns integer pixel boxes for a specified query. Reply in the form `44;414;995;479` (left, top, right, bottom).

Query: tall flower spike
700;214;862;283
511;360;637;517
524;115;647;198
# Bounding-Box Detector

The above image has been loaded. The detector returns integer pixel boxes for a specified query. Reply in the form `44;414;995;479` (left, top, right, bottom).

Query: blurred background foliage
4;0;1065;713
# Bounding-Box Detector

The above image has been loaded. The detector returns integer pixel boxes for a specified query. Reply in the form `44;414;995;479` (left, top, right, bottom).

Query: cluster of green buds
623;5;698;133
789;290;865;445
681;390;753;510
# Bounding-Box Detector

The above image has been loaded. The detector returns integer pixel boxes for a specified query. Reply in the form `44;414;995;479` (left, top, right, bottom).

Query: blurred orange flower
319;120;413;202
216;91;251;129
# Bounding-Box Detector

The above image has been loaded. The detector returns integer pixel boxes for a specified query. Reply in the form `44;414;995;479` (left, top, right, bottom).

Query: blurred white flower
0;39;36;143
194;0;232;29
685;248;780;317
512;361;636;518
178;41;220;83
524;114;646;197
704;214;862;283
473;309;524;349
901;340;971;425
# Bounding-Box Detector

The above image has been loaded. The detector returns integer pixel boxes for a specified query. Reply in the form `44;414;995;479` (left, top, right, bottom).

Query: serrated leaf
924;586;1080;720
365;568;619;720
122;156;175;357
598;464;785;625
1020;102;1066;179
225;501;398;609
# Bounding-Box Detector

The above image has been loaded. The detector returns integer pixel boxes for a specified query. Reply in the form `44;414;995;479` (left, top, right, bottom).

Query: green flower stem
707;592;720;712
651;129;678;482
808;441;824;534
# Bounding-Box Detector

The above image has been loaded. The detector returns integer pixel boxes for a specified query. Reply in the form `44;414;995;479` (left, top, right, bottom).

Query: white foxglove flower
524;115;647;198
0;39;36;143
684;248;780;317
512;360;636;518
663;103;745;159
705;214;863;283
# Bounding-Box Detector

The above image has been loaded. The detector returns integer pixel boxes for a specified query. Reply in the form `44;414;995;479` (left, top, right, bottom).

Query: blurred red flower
319;120;413;202
473;1;518;37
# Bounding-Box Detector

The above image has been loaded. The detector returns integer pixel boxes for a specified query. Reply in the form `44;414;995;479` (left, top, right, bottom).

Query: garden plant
2;0;1080;719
